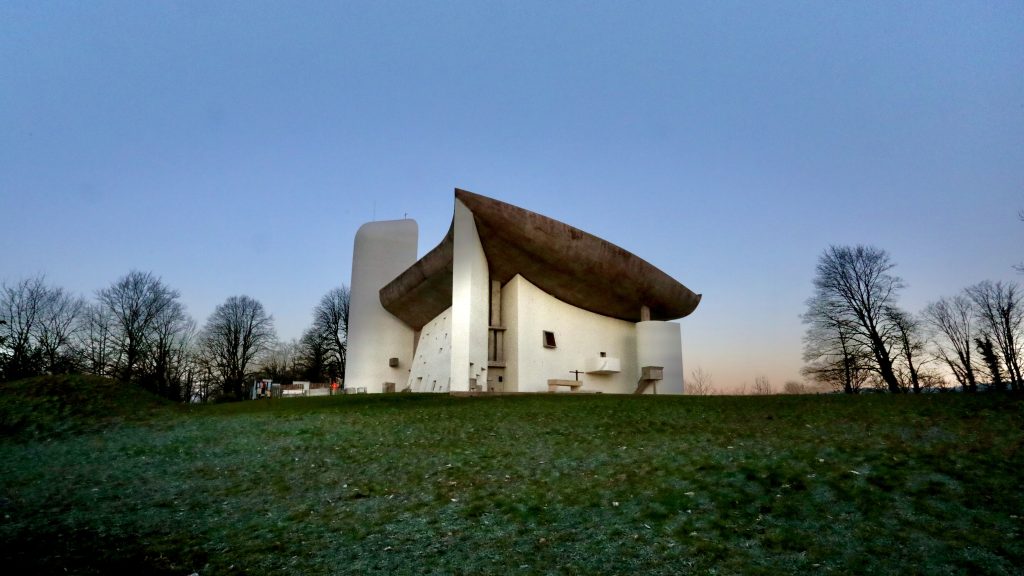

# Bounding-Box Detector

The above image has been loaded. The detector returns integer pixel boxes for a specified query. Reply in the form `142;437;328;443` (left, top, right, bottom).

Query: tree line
802;245;1022;394
0;271;349;402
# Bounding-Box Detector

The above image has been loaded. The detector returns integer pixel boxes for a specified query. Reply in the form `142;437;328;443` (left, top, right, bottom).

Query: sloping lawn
1;380;1022;575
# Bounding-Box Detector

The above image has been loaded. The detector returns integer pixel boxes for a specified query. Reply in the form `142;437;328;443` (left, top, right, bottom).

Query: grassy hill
1;387;1022;575
0;374;171;438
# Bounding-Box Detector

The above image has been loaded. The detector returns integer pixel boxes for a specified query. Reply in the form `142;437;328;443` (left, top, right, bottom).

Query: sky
2;1;1022;391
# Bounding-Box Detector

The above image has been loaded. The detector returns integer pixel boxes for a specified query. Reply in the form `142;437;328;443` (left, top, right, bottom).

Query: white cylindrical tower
636;321;684;395
346;219;418;393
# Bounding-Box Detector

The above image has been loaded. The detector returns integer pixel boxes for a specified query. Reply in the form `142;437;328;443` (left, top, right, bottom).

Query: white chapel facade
345;189;701;395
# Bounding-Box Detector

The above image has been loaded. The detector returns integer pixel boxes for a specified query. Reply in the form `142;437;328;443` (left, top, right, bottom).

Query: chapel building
345;189;701;394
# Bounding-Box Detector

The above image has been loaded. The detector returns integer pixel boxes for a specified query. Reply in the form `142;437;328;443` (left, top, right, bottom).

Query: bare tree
975;335;1005;391
0;276;84;379
310;286;350;380
296;326;331;383
886;307;927;393
98;271;180;382
917;371;951;392
144;299;195;401
752;375;773;395
201;295;276;400
76;302;119;377
0;276;48;379
807;245;904;392
802;292;870;394
36;287;84;374
184;346;219;403
923;295;979;392
966;281;1023;391
783;380;808;394
686;367;715;395
259;338;301;384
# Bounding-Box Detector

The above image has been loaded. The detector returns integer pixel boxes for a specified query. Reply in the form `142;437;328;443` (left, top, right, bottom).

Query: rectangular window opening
543;330;557;348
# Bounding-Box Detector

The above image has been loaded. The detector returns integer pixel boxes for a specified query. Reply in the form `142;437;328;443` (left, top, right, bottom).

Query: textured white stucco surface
503;275;641;393
407;307;452;392
346;219;418;393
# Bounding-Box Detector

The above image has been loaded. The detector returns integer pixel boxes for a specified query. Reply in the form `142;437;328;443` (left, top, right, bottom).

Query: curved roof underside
380;189;701;330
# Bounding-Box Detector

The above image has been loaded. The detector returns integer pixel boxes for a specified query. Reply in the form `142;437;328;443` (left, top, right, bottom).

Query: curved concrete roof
380;189;701;329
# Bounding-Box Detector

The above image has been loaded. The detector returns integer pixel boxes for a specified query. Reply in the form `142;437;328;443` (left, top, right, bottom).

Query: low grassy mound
1;392;1022;575
0;374;170;438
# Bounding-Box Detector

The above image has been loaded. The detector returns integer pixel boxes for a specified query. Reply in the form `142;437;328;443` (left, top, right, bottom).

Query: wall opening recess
543;331;557;348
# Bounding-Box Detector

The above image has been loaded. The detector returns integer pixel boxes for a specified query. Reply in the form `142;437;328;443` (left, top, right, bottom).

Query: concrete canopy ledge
379;189;701;329
379;226;454;330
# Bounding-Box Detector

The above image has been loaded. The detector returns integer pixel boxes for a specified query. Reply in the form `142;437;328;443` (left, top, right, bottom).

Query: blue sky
2;1;1022;391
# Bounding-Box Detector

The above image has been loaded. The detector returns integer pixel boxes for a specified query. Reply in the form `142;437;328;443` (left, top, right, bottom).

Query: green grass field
2;376;1022;575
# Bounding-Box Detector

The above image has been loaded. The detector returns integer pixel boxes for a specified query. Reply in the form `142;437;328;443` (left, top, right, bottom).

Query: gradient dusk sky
2;1;1022;391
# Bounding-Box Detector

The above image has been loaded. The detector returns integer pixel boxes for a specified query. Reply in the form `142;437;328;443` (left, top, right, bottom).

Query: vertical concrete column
501;276;521;392
636;321;684;395
490;280;501;325
490;280;504;364
450;199;490;392
346;220;418;393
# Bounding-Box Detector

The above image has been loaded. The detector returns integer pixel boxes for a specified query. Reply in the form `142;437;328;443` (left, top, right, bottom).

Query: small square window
542;330;556;348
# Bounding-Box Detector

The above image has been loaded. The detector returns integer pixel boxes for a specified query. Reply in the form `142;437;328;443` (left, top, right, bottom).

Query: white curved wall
636;321;684;394
450;199;490;392
346;219;418;393
503;275;640;393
